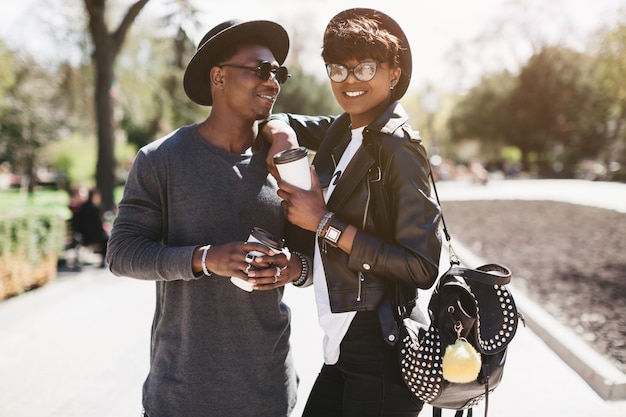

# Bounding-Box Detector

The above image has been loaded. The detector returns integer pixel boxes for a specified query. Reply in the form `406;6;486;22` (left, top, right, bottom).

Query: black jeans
302;311;423;417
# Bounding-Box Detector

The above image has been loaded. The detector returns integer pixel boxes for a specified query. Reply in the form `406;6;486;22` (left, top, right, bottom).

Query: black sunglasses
220;61;290;84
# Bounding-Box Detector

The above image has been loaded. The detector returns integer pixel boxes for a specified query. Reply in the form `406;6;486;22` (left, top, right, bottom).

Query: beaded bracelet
292;251;310;287
201;245;213;277
316;212;335;238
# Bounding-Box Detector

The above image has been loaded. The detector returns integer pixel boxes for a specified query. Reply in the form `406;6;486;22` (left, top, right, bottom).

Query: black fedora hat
330;8;412;100
183;19;289;106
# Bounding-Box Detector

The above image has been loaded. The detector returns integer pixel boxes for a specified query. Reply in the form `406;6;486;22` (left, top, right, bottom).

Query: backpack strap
447;263;512;286
432;408;474;417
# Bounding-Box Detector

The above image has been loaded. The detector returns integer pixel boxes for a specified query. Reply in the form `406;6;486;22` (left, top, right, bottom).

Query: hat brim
184;20;289;106
332;8;412;100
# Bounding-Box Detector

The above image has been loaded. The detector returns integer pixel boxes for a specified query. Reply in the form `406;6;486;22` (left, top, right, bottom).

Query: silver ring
275;266;282;277
273;275;278;283
245;253;255;263
245;263;252;274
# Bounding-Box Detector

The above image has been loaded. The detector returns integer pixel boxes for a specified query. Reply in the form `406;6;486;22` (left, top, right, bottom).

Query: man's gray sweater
107;125;297;417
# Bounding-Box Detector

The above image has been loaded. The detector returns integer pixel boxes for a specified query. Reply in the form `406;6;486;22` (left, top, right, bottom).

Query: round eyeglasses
325;61;378;83
220;61;290;84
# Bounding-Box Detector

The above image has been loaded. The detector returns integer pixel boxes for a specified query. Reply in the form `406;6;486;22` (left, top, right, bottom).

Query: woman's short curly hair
322;14;404;68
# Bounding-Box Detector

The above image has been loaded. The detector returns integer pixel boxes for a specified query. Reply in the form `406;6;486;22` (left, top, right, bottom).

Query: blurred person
106;19;311;417
67;186;88;216
65;185;87;250
264;8;442;416
72;187;109;267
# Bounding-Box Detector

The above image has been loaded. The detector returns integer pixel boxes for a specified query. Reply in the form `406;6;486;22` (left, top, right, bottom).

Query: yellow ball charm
441;338;482;383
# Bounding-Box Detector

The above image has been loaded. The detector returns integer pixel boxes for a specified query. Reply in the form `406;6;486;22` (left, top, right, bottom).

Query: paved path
436;178;626;213
1;179;625;417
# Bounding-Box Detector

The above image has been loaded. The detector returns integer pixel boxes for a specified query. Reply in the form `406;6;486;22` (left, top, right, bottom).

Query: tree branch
112;0;151;55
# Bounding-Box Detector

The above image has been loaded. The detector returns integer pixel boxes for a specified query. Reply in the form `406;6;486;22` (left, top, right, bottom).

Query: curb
449;240;626;401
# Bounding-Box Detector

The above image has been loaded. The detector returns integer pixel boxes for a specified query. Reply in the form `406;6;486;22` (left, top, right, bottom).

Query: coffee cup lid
251;227;284;250
273;147;308;164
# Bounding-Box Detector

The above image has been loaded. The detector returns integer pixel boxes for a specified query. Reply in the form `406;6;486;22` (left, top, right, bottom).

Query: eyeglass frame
325;61;378;83
219;60;290;84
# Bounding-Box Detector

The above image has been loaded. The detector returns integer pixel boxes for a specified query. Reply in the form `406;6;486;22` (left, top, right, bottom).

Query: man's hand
248;249;299;291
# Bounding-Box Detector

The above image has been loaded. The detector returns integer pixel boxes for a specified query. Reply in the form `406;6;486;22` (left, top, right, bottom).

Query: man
106;19;309;417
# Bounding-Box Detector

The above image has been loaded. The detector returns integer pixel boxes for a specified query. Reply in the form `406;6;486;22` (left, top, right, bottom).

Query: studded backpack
396;261;519;417
394;175;521;417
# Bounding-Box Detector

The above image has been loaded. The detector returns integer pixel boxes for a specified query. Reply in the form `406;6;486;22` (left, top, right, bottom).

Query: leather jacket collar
314;100;410;204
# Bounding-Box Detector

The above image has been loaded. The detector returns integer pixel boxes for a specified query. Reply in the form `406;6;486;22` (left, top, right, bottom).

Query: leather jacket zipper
321;154;338;256
357;272;364;301
356;171;374;302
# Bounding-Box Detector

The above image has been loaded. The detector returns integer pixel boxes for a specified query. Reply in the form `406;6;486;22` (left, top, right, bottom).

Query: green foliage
115;24;206;144
509;46;611;175
0;212;65;261
43;134;97;188
500;146;522;164
448;44;619;177
274;67;342;116
44;133;137;188
0;40;17;114
0;209;65;299
448;71;517;145
593;22;626;179
0;189;72;220
0;49;79;193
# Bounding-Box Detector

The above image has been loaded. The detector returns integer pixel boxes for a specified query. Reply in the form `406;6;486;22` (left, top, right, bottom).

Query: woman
266;8;442;417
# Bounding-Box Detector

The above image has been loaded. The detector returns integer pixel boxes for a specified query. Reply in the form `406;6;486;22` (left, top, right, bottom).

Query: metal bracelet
292;251;309;287
201;245;213;277
316;212;334;238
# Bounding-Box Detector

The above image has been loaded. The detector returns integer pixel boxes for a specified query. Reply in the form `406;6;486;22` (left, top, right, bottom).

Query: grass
0;189;72;219
0;187;125;219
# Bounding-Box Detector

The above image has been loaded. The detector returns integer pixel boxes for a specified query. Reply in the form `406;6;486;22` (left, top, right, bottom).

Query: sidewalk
0;179;625;417
1;262;624;417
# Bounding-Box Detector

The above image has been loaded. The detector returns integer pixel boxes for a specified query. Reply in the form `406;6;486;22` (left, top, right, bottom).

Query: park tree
84;0;219;208
274;66;341;116
447;45;614;177
508;46;610;176
594;22;626;180
115;10;339;152
83;0;152;211
0;42;17;114
0;55;71;192
447;70;517;153
116;24;204;150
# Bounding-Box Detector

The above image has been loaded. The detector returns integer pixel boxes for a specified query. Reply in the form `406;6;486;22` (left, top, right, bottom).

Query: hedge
0;213;65;300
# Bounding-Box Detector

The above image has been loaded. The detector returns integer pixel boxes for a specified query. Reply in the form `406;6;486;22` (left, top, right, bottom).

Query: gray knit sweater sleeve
107;138;198;281
107;125;284;284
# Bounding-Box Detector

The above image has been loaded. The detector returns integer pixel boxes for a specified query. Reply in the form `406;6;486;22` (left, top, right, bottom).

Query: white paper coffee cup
230;227;284;292
273;147;311;190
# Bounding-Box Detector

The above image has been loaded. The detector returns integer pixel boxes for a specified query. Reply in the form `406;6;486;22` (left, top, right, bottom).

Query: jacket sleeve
348;139;442;289
106;150;199;281
270;113;335;151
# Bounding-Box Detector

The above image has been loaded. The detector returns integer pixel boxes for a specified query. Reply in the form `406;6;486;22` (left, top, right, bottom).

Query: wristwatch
323;217;347;247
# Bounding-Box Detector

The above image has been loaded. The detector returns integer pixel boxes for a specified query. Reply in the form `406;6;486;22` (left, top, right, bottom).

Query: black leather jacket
278;102;441;338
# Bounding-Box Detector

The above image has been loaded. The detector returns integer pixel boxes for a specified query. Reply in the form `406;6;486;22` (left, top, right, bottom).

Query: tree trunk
84;0;151;211
94;49;116;211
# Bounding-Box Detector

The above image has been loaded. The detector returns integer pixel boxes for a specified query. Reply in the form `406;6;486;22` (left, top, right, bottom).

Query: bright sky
0;0;623;92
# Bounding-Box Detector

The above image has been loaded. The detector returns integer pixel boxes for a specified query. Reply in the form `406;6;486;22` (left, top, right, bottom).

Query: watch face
326;225;341;243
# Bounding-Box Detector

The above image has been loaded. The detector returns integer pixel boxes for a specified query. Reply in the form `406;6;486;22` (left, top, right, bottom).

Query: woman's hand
261;120;299;179
277;166;328;232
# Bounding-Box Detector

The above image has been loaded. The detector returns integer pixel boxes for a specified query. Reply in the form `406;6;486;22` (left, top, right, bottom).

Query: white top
314;126;364;364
